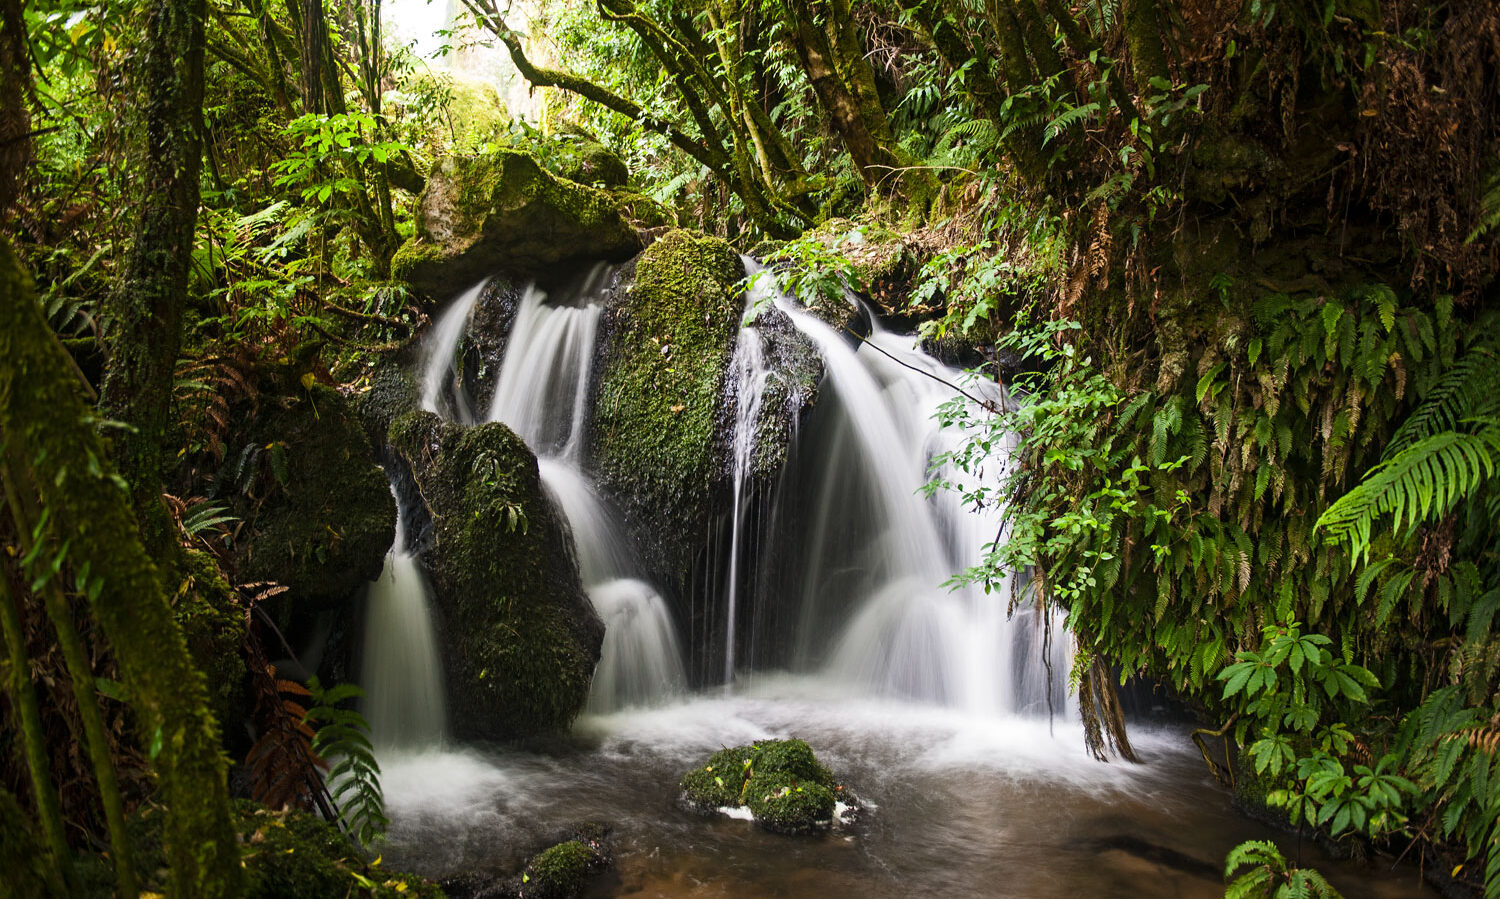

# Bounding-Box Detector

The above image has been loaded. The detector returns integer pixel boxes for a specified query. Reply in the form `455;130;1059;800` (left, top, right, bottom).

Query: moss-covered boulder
679;738;848;834
389;411;602;740
234;384;395;618
590;230;745;579
744;771;837;834
392;149;642;298
518;838;607;899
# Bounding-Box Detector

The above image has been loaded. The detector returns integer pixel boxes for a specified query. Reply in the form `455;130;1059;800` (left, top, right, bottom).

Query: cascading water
362;486;447;749
749;261;1070;717
722;310;773;684
478;270;686;712
419;278;483;423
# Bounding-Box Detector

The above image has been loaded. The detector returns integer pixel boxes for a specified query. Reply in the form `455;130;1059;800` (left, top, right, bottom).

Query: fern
1317;424;1500;562
1386;340;1500;456
1042;101;1100;145
306;678;387;849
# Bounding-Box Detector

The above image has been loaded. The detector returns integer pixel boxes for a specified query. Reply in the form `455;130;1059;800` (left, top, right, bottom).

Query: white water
749;262;1071;717
722;305;774;683
419;279;484;423
362;488;447;749
483;270;687;712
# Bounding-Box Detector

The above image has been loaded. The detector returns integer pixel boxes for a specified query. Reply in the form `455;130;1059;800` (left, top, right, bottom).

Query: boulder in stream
679;738;856;835
233;383;395;622
589;230;744;579
391;149;643;298
389;411;603;740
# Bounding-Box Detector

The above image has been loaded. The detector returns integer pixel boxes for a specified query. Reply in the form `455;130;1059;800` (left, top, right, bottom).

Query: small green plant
305;678;387;849
1224;840;1343;898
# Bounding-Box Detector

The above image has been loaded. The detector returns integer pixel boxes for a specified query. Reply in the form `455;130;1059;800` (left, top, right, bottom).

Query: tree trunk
100;0;208;554
785;0;898;189
1;238;245;898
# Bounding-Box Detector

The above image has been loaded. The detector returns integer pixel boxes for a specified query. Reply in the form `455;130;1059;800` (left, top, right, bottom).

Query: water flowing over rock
388;411;603;740
391;149;643;298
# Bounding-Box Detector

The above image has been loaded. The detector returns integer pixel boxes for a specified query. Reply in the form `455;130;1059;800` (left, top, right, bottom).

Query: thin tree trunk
1;238;245;898
0;565;72;898
101;0;208;555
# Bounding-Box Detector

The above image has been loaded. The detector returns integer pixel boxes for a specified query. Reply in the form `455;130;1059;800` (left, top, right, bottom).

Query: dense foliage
1;0;1497;896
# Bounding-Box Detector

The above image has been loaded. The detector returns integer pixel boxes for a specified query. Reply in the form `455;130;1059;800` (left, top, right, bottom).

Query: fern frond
1318;425;1500;561
1387;342;1500;456
1042;102;1100;146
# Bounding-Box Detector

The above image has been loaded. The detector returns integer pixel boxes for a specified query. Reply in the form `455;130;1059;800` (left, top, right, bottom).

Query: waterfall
362;486;447;749
419;279;483;423
751;261;1071;717
722;283;774;683
481;269;687;712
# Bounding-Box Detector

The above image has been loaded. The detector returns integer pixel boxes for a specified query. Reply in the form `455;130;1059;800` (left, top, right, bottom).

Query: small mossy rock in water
235;384;394;618
591;230;744;579
389;411;603;740
744;770;836;834
392;149;642;298
518;839;607;899
680;739;845;834
679;744;759;808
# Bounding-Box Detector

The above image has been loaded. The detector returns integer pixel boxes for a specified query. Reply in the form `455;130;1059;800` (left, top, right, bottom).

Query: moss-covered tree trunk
1;238;244;898
785;0;899;189
100;0;208;553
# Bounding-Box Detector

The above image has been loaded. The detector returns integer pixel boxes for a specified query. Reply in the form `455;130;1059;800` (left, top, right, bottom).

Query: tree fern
1317;424;1500;562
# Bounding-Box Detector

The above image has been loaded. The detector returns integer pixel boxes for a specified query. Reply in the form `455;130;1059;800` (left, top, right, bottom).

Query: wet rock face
388;411;603;741
392;149;643;299
233;384;395;619
587;230;745;582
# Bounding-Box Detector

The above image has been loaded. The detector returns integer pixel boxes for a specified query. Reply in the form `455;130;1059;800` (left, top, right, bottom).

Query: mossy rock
744;771;836;834
389;411;603;740
590;230;745;580
234;384;395;620
518;839;607;899
680;739;843;834
680;744;759;808
393;149;642;298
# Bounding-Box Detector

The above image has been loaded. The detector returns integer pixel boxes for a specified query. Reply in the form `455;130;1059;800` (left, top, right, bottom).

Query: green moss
680;739;842;833
591;230;744;576
390;238;448;289
236;384;395;617
173;550;249;732
521;839;605;899
389;412;603;739
744;771;836;834
399;148;642;297
680;745;759;807
750;738;835;788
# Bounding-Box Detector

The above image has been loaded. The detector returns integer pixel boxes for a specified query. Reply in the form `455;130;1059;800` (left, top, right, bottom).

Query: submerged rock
388;411;603;740
589;230;745;580
392;149;643;298
679;738;855;835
